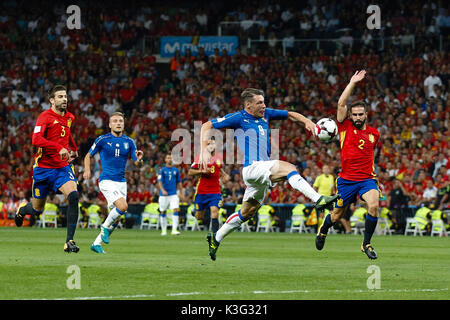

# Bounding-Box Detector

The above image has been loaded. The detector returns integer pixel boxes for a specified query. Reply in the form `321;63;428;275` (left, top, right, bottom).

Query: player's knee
368;203;379;216
117;203;128;212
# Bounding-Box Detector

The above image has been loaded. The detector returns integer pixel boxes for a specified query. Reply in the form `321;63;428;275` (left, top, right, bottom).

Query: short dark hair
349;100;367;113
241;88;264;105
110;111;125;119
47;85;67;100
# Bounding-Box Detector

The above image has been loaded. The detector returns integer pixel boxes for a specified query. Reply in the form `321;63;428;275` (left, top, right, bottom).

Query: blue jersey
211;108;289;167
158;165;181;196
88;133;138;182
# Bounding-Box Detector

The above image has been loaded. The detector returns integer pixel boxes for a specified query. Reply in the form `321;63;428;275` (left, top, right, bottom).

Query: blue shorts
194;193;222;212
336;177;379;208
32;165;77;199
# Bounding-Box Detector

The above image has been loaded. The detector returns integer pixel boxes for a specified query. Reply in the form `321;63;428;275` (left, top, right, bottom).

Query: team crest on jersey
67;118;72;128
368;134;374;143
337;198;343;207
53;120;59;124
124;142;129;149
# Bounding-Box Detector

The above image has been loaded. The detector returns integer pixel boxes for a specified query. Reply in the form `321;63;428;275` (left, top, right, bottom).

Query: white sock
102;207;123;230
287;172;321;202
215;210;246;242
172;213;179;231
160;214;167;232
93;234;102;246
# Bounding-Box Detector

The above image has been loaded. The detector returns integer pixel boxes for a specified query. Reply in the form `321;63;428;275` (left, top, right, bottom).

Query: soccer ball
314;118;337;141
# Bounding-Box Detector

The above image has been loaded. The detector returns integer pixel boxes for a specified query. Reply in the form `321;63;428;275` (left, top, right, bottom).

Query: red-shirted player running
188;139;230;233
15;85;81;253
316;70;381;259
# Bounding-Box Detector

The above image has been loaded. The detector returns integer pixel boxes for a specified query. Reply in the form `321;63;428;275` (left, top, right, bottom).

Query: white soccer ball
314;118;337;141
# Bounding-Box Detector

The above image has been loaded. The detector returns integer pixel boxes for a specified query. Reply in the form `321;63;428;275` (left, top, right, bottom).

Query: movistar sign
160;36;239;58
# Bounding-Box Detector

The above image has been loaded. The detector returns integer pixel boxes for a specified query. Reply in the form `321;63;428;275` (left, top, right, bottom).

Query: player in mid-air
315;70;381;259
83;112;144;254
189;138;230;233
15;85;80;253
158;153;183;235
199;88;340;261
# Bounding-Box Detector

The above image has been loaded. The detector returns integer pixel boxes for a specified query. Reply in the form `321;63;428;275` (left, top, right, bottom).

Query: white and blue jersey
158;165;181;196
211;108;289;167
88;133;138;182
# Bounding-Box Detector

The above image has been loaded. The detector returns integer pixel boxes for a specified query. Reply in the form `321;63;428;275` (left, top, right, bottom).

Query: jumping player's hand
59;148;70;161
68;150;78;163
304;119;317;136
83;170;91;180
350;70;366;83
136;150;144;160
221;173;230;183
199;149;211;171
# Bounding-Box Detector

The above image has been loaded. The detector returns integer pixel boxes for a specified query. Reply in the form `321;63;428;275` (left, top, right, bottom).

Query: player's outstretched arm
287;111;316;136
83;153;92;180
337;70;366;122
200;121;213;170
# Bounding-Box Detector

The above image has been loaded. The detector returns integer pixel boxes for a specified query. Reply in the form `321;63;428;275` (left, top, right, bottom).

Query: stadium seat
290;214;311;233
239;221;251;232
140;212;159;230
36;210;58;229
256;212;275;232
184;214;201;231
377;218;392;235
404;218;426;236
350;216;365;235
87;212;101;229
430;220;447;237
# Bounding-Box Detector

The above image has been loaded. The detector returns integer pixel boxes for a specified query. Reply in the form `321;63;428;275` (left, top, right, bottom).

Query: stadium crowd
0;0;449;232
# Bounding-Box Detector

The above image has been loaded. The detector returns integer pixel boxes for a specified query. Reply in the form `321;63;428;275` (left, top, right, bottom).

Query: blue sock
237;210;248;222
319;214;332;234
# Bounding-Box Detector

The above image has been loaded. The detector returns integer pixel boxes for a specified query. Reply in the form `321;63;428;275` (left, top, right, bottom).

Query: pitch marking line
29;288;448;300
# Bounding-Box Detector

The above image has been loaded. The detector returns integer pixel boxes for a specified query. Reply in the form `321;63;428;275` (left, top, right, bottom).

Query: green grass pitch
0;227;449;300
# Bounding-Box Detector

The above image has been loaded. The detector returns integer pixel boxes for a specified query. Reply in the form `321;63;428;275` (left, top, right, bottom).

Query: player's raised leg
269;160;340;210
15;197;45;227
59;179;80;253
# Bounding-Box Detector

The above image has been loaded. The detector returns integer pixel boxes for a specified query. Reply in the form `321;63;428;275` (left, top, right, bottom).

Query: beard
351;118;366;130
55;102;67;113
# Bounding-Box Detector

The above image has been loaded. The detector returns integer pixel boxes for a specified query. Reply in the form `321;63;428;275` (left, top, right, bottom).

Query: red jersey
32;108;77;169
191;154;222;194
337;119;379;181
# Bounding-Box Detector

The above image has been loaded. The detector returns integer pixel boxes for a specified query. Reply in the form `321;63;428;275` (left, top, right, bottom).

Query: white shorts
99;180;127;209
242;160;277;204
159;195;180;212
